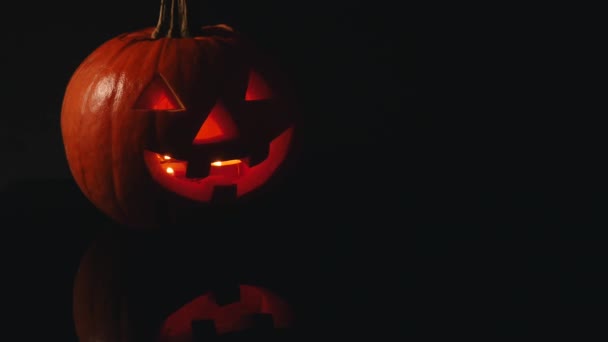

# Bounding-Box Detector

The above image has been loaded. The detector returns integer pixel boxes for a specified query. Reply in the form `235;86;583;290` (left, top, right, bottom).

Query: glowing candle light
210;159;242;178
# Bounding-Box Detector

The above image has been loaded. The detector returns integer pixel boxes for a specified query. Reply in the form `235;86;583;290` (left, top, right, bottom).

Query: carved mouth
152;154;252;183
143;127;294;202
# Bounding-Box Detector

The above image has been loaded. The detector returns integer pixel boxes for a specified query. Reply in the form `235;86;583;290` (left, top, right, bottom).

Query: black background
0;0;605;340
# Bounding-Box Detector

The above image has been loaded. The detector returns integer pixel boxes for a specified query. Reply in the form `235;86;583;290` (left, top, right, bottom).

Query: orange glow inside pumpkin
162;157;244;179
134;75;184;111
211;159;241;166
245;70;273;101
141;69;292;202
144;126;293;202
193;101;238;144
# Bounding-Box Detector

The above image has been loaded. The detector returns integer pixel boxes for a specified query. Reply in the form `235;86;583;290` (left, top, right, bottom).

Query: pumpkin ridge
108;87;126;226
154;38;171;82
104;40;153;224
64;54;108;209
71;65;112;213
74;102;90;206
108;38;167;226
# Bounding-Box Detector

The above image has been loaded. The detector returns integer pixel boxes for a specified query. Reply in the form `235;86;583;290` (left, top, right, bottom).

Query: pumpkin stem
152;0;195;38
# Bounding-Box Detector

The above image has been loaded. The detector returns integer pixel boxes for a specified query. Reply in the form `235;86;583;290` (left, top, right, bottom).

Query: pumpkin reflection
159;285;293;341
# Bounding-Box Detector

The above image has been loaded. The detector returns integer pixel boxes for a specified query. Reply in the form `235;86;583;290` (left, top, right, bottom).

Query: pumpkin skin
73;229;294;342
61;24;295;229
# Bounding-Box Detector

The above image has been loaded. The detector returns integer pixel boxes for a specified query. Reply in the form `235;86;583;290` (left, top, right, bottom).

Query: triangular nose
193;101;239;144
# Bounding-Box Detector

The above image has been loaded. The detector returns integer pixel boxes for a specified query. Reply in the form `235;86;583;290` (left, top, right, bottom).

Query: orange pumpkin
61;0;296;228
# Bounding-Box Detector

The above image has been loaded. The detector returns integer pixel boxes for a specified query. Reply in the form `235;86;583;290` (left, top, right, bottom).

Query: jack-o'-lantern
73;229;295;342
61;0;296;228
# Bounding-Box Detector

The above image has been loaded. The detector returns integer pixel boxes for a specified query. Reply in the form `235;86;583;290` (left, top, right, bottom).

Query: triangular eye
193;101;239;144
245;70;273;101
134;75;184;111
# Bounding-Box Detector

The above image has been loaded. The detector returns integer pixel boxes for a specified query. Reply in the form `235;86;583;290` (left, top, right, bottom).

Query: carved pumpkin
61;0;296;228
73;229;294;342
